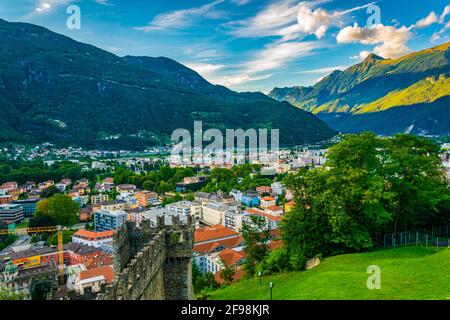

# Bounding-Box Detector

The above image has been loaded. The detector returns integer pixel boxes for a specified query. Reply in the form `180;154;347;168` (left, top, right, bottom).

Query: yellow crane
0;225;65;284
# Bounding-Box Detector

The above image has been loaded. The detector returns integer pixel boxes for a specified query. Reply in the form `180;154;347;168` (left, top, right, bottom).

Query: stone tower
97;215;194;300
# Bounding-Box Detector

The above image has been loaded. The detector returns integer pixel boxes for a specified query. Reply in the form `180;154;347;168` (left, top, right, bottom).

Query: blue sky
1;0;450;93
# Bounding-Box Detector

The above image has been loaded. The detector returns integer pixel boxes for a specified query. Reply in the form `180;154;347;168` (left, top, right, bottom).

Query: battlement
96;215;194;300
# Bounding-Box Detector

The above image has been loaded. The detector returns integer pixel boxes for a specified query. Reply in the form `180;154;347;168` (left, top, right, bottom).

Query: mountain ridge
268;42;450;135
0;19;335;149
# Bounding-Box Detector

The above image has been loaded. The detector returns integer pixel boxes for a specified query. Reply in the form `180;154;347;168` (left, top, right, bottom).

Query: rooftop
194;225;239;244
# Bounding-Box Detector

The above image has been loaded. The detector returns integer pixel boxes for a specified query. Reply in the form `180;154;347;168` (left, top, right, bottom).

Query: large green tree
281;133;450;269
36;194;79;226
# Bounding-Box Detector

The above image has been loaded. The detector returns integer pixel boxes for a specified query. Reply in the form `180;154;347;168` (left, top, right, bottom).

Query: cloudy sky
1;0;450;92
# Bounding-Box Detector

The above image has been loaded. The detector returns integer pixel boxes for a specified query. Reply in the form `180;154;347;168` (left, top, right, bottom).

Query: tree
36;194;79;226
0;285;23;300
241;214;271;277
281;133;450;267
219;261;236;285
41;185;61;198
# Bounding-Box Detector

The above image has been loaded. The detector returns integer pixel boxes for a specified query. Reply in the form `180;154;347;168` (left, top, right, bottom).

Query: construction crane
0;225;66;284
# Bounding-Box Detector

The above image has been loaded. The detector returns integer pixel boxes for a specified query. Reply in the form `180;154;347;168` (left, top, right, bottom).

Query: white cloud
33;0;70;13
231;0;251;5
337;23;412;59
296;65;348;74
415;11;438;28
184;63;226;79
244;41;320;74
440;5;450;23
349;50;372;60
211;74;272;86
227;0;374;42
136;0;224;31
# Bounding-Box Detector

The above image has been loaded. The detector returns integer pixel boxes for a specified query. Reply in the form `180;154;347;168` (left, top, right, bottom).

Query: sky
1;0;450;93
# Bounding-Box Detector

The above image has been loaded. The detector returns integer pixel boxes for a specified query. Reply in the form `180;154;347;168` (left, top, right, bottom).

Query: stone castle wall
97;215;194;300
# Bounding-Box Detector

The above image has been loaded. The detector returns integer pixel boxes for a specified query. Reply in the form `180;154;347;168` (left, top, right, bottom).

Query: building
0;195;15;205
260;196;276;209
229;189;243;202
134;191;158;207
206;248;246;275
72;230;114;249
0;260;58;300
224;210;247;232
271;182;283;195
98;200;127;212
94;209;127;232
175;176;205;193
200;202;229;226
264;205;284;216
256;186;272;195
0;204;24;225
244;208;282;230
11;198;40;217
116;184;136;194
0;182;18;192
166;201;192;216
91;193;109;205
73;265;114;295
284;201;295;213
241;191;260;207
194;224;240;245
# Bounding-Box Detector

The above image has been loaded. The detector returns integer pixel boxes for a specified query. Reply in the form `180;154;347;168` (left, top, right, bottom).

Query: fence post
436;237;439;252
400;232;403;246
416;232;418;247
426;234;428;248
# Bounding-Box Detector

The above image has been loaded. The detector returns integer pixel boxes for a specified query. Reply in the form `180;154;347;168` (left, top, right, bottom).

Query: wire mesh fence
382;226;450;250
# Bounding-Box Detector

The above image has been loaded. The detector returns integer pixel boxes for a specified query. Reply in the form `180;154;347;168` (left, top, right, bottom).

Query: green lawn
208;247;450;300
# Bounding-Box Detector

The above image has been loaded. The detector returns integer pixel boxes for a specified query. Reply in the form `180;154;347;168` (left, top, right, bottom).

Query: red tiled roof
245;208;282;221
74;229;114;240
84;254;113;269
80;265;114;283
265;205;283;212
194;225;239;243
268;240;283;250
193;236;244;254
218;248;246;267
261;196;275;201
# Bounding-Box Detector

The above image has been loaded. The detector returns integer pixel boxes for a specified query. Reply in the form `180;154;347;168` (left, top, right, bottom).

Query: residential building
166;201;192;216
264;205;284;216
72;230;114;249
116;184;136;194
271;181;283;195
0;204;24;225
94;209;127;232
98;200;127;211
0;195;14;205
229;189;243;202
244;208;282;230
194;224;240;245
205;248;246;275
256;186;272;195
11;198;40;217
224;210;247;232
0;182;18;192
72;265;114;295
134;191;158;207
241;191;260;207
260;196;276;209
91;193;109;205
200;202;229;226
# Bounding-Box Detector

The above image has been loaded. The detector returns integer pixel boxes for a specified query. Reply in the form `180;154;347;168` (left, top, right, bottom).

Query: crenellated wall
97;215;194;300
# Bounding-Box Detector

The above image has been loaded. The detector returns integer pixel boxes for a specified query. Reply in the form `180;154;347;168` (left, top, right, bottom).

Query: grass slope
208;247;450;300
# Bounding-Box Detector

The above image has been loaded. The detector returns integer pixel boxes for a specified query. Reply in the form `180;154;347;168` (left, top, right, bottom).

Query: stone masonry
97;215;194;300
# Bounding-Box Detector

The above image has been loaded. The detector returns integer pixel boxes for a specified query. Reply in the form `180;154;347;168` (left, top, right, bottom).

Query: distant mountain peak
363;53;385;63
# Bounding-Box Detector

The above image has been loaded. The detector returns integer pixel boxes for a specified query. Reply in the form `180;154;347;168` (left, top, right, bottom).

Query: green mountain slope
0;19;335;149
269;43;450;135
209;247;450;300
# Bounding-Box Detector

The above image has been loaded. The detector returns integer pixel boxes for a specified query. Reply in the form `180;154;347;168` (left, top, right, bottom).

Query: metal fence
382;226;450;250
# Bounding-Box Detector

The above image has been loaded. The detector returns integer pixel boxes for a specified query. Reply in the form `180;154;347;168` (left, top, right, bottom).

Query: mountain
269;44;450;135
0;19;335;150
